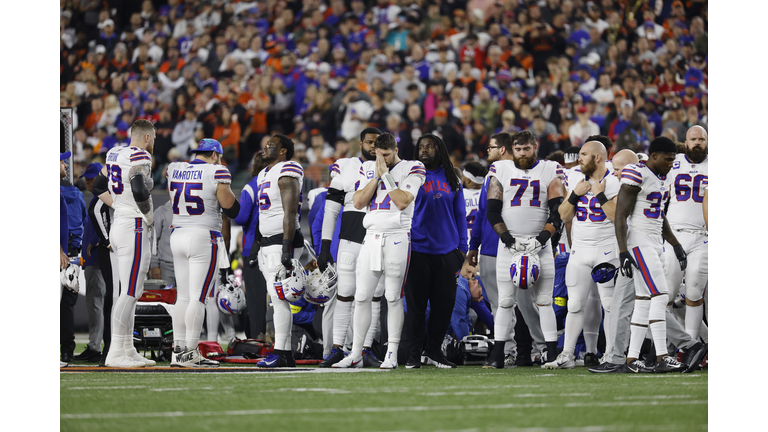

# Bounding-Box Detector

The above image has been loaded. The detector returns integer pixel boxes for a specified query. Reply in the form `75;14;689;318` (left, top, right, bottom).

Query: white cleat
331;355;363;369
172;349;220;368
543;351;575;370
105;349;146;368
380;352;398;369
60;361;68;368
126;348;156;366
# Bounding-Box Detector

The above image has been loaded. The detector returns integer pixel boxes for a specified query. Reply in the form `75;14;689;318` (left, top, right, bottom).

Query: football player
254;135;306;368
333;133;426;369
614;137;686;373
166;139;240;367
663;125;708;341
484;130;565;368
546;138;619;369
94;119;157;368
317;128;385;368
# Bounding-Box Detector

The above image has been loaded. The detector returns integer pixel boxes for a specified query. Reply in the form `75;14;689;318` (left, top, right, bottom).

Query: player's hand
520;238;543;254
281;251;293;272
500;232;515;250
375;151;388;179
219;267;234;285
466;249;478;267
87;243;94;258
149;267;162;279
619;250;637;278
60;250;69;270
144;212;154;230
460;261;477;280
318;240;334;272
673;244;687;271
573;179;591;196
591;178;606;195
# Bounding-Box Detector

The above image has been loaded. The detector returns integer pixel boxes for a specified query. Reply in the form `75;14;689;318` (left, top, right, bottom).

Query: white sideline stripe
67;386;147;390
60;400;707;420
379;425;704;432
614;395;692;400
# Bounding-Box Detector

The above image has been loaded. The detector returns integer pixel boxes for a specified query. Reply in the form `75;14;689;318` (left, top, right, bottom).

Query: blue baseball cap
82;162;103;178
192;139;223;154
60;151;71;160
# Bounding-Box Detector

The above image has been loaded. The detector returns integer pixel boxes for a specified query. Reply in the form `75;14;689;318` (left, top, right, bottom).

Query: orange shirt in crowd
213;121;242;156
84;111;103;134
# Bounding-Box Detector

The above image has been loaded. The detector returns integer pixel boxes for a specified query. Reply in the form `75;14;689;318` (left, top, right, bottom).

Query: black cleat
682;343;707;374
61;353;74;364
654;356;685;373
625;359;654;373
74;347;102;362
256;351;290;368
405;354;421;369
584;352;600;367
483;341;506;369
318;347;345;368
362;349;382;368
588;362;624;373
425;350;457;369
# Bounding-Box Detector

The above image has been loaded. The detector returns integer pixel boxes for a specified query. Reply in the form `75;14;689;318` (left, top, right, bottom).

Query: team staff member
149;200;176;286
403;134;467;369
59;151;72;368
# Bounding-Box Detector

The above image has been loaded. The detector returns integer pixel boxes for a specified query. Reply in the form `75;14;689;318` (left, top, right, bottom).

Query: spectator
339;86;373;142
569;106;601;147
306;130;335;165
213;104;242;171
172;110;198;158
591;72;614;113
615;111;654;153
662;102;687;143
84;98;104;135
684;105;707;131
472;87;501;132
528;114;559;158
394;64;427;102
607;99;635;141
368;92;390;130
496;110;521;134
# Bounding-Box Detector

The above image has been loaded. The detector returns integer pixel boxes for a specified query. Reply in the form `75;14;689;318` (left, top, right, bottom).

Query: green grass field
61;344;708;432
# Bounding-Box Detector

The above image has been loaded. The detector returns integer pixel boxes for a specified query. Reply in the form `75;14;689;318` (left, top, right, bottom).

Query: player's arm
703;188;708;231
387;163;424;211
353;175;379;210
93;166;113;207
387;185;416;211
279;175;300;268
485;176;515;249
222;214;232;252
535;177;566;246
589;178;618;221
614;184;639;254
233;185;255;227
128;164;152;215
320;175;345;270
217;182;240;218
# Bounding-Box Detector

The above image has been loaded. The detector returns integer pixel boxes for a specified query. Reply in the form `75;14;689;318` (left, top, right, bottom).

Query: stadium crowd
60;0;708;370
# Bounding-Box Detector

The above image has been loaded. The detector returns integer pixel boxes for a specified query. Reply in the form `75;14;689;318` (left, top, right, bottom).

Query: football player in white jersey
663;125;708;341
93;119;157;368
254;135;305;368
546;138;620;369
165;139;239;367
614;137;686;373
333;133;426;369
317;128;385;368
484;130;565;368
462;162;486;242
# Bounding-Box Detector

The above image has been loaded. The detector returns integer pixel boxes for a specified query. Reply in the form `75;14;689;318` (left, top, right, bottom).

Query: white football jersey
359;160;426;232
166;160;231;232
329;157;366;213
564;168;620;247
620;162;669;246
105;145;153;219
256;161;304;237
665;154;708;231
464;188;482;245
487;159;564;238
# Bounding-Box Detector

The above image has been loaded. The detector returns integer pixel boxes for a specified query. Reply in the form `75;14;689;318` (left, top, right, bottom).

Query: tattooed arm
485;176;514;249
129;164;153;215
279;175;300;269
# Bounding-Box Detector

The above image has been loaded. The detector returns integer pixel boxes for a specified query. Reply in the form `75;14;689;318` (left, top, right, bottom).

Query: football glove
317;240;334;273
673;244;687;271
619;251;638;278
520;238;543;255
500;232;515;250
281;240;293;271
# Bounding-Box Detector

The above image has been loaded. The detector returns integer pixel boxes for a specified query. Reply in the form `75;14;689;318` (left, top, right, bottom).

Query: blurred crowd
60;0;707;188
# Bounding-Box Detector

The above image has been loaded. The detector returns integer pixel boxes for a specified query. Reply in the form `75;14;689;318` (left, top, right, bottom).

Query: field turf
61;344;707;432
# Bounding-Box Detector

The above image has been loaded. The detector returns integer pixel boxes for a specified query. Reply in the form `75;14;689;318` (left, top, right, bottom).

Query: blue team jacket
234;178;260;257
309;190;341;260
411;166;468;255
468;178;499;257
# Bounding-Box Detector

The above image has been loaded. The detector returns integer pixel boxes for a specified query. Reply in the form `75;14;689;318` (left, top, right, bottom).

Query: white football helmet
216;275;246;315
60;264;80;293
273;259;307;303
509;252;540;290
304;264;337;305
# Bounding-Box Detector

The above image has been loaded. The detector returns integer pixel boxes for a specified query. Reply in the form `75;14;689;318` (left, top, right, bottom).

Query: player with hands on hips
613;137;686;373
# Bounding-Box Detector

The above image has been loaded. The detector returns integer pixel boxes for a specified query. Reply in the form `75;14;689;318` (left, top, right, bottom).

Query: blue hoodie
411;165;468;255
468;177;499;257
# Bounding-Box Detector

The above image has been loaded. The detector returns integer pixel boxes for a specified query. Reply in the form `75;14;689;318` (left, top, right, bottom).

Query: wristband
282;239;292;253
567;191;580;205
535;230;552;246
382;172;397;191
596;192;609;206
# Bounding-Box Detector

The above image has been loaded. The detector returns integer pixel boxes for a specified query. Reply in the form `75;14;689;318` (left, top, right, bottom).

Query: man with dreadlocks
401;133;468;369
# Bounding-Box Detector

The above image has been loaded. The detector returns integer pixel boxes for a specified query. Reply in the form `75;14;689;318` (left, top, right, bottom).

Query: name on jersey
465;196;479;208
107;152;119;162
171;170;203;180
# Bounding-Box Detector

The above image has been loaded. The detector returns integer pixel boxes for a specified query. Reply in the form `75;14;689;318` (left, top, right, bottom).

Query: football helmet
60;263;80;293
216;275;246;315
273;259;306;302
304;264;337;305
591;258;621;284
509;252;540;290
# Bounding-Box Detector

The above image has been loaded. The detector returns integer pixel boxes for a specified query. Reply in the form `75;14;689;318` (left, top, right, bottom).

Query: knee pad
632;298;650;326
384;259;405;279
567;297;583;314
649;294;668;321
536;296;553;307
384;286;403;302
499;296;516;309
354;286;373;303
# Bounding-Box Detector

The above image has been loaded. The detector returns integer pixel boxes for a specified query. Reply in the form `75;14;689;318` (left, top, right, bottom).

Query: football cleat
256;352;290;368
172;348;219;368
504;354;517;368
531;351;545;366
126;347;156;366
104;349;146;368
60;361;68;368
544;351;575;370
319;347;345;368
332;354;363;369
654;356;685;373
625;359;653;373
425;351;457;369
380;352;398;369
588;362;624;373
362;349;382;368
682;343;708;374
405;355;421;369
483;342;506;369
584;352;600;367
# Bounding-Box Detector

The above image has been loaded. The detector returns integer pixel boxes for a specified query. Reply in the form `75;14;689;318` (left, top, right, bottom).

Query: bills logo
367;171;374;179
673;161;680;169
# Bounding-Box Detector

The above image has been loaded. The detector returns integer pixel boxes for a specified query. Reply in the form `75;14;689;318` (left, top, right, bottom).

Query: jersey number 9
106;164;123;195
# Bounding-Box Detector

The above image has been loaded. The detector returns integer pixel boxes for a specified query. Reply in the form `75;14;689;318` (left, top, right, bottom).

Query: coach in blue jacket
403;133;467;369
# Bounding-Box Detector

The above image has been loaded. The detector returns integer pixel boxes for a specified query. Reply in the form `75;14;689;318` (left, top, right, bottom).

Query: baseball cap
620;99;634;109
82;162;104;178
100;19;114;29
116;121;130;133
434;108;448;117
496;69;513;82
577;106;588;114
311;129;321;135
192;138;224;154
306;62;318;71
60;151;71;160
375;54;388;64
95;45;106;55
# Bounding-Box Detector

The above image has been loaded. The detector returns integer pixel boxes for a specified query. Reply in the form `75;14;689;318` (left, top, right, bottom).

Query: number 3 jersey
105;145;153;219
166;160;232;232
564;168;620;247
665;154;708;231
620;162;669;246
359;160;426;232
487;159;564;238
256;161;304;238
